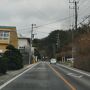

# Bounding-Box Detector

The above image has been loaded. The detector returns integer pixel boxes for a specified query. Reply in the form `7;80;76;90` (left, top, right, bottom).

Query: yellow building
0;26;18;53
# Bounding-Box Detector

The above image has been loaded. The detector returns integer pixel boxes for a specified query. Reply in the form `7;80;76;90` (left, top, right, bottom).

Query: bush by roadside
0;57;8;74
4;44;23;70
0;45;23;74
0;44;24;74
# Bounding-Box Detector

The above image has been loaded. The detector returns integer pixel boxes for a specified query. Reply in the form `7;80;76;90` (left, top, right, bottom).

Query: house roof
0;26;16;29
18;37;30;43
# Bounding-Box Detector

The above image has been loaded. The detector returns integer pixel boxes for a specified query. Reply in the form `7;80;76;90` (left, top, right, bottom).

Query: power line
77;1;90;20
17;15;75;38
36;31;49;34
16;15;74;33
35;15;74;28
77;14;90;26
18;16;74;34
70;14;90;29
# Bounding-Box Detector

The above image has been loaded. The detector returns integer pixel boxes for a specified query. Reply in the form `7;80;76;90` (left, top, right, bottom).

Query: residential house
18;37;31;53
18;37;36;64
0;26;18;53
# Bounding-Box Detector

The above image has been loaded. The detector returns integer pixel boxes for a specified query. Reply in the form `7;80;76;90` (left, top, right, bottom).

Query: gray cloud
0;0;90;38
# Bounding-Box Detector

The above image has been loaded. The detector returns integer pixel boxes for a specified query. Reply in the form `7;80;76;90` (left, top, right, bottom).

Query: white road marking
35;67;48;71
67;73;83;78
57;64;90;77
0;63;39;90
37;68;46;70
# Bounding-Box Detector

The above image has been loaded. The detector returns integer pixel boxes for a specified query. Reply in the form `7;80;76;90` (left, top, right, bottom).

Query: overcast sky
0;0;90;38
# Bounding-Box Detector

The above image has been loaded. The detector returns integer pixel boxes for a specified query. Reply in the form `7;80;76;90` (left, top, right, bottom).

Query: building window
0;31;9;40
19;46;25;49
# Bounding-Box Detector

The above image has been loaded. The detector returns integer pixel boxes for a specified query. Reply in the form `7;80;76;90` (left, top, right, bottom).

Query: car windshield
51;59;56;61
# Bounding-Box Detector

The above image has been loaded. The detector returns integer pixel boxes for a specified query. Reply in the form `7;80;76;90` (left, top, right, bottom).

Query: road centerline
48;64;76;90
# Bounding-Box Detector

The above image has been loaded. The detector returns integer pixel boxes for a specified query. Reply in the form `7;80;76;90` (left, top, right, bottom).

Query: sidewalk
0;64;34;86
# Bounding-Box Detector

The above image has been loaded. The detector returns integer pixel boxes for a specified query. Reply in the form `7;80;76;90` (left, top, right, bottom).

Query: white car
50;58;57;64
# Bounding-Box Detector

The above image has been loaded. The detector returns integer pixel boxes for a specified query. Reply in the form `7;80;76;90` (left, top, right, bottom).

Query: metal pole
71;25;74;61
29;24;36;64
57;31;60;50
69;0;78;62
69;0;78;31
52;43;56;58
75;1;78;31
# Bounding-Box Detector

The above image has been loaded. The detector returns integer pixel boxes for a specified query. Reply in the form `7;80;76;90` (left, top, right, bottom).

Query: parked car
50;58;57;64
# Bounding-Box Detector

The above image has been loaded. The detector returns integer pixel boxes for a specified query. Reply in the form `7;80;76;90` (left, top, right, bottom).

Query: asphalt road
0;62;90;90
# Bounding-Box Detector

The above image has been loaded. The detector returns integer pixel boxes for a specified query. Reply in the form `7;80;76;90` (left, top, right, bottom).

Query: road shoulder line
57;64;90;77
0;63;39;90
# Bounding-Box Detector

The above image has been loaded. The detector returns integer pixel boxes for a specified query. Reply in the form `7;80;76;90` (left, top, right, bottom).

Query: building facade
0;26;18;53
18;37;30;53
18;37;36;64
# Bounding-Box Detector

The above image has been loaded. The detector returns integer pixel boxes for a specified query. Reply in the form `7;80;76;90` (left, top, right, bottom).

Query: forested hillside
33;22;90;71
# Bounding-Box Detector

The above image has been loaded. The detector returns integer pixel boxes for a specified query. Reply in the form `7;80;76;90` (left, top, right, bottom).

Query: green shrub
4;44;23;70
0;57;8;74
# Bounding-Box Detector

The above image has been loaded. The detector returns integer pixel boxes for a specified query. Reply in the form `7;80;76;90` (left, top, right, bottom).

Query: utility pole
53;44;56;58
75;1;78;31
56;31;60;51
69;0;79;62
29;24;36;64
69;0;78;31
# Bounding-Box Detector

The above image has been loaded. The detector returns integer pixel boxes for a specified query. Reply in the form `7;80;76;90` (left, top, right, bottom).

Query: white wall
18;38;30;52
18;39;28;47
